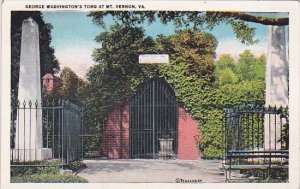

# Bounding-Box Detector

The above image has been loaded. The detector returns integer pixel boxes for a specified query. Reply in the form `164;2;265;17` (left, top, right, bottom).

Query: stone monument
264;25;288;150
12;17;52;161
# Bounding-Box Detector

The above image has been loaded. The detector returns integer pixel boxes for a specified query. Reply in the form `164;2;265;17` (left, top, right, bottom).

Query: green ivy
199;110;224;159
82;24;265;159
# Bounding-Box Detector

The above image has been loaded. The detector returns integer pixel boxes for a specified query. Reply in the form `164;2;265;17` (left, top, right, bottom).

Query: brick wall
177;106;201;160
100;103;201;160
99;104;129;159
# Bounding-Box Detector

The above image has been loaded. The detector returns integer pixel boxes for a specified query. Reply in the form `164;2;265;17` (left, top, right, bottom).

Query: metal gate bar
129;78;178;159
11;99;83;166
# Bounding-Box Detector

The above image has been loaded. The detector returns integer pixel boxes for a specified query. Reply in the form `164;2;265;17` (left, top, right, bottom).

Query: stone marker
264;25;288;150
12;17;52;161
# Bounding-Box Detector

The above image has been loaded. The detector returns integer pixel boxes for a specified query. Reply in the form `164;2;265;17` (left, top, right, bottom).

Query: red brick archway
99;79;201;160
99;103;200;160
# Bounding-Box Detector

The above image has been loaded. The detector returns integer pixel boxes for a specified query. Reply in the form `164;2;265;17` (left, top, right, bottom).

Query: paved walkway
77;159;225;183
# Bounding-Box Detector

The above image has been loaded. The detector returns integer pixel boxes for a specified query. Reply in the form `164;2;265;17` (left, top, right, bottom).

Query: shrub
11;173;88;183
64;160;87;172
11;161;60;177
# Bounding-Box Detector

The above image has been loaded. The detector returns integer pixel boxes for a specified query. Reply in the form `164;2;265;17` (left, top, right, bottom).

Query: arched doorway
129;78;178;159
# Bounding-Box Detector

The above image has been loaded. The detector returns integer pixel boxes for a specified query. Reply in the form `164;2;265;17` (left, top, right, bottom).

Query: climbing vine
82;23;265;158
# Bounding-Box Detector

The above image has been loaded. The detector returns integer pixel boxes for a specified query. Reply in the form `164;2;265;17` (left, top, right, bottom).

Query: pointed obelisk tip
23;17;36;24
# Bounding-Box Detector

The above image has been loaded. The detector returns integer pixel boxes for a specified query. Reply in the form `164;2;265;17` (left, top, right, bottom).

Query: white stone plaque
139;54;169;64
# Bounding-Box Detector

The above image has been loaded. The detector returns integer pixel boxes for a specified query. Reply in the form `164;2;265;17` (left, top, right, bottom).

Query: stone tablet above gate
139;54;169;64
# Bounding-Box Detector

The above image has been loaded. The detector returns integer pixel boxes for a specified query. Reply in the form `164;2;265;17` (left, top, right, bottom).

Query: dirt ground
77;159;225;183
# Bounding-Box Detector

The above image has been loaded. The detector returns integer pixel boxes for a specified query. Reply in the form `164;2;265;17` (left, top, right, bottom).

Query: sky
42;11;270;78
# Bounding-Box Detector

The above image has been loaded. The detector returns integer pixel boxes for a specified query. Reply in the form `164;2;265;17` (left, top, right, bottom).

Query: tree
236;50;256;80
214;52;266;84
156;29;218;80
88;11;288;46
81;24;158;156
59;67;86;101
251;54;266;81
90;23;158;99
217;68;238;85
11;11;60;100
81;23;219;156
92;23;156;78
215;54;236;72
86;25;218;125
214;54;237;85
236;50;266;81
86;12;280;158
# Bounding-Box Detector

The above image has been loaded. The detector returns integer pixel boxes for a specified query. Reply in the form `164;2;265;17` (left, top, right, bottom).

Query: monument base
158;138;176;159
10;148;52;162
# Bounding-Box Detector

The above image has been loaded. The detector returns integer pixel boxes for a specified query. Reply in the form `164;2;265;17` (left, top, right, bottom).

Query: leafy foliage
236;50;266;81
64;160;87;173
81;25;157;155
156;29;218;79
199;80;265;158
161;65;265;158
59;67;86;101
217;67;238;85
278;107;289;149
82;24;218;156
214;54;237;85
88;11;266;45
215;54;236;72
215;51;266;86
11;160;87;183
199;110;224;158
43;67;86;104
83;13;267;158
11;163;60;177
11;174;88;183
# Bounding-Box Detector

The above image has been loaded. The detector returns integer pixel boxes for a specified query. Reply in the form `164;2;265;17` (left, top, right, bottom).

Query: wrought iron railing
10;99;83;166
223;103;289;181
224;103;289;153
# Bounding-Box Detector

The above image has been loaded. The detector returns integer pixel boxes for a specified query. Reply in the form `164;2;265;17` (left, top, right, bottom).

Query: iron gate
10;99;83;165
129;78;178;159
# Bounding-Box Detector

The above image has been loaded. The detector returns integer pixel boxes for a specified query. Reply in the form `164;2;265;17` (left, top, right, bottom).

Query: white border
1;1;300;189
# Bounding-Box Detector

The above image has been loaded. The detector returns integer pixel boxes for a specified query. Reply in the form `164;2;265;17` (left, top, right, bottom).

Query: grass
11;173;88;183
11;160;88;183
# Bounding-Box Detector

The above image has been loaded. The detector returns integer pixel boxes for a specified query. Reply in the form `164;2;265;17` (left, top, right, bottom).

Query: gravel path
77;159;225;183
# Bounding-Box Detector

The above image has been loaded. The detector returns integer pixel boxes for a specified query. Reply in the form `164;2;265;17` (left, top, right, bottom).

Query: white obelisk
13;17;52;161
264;25;288;150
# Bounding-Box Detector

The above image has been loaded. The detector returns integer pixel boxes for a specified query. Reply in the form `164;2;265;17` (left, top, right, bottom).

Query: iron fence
10;99;83;166
223;103;289;181
224;103;289;153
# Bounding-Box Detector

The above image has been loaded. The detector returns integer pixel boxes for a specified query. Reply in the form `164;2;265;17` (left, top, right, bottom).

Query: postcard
1;0;299;189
